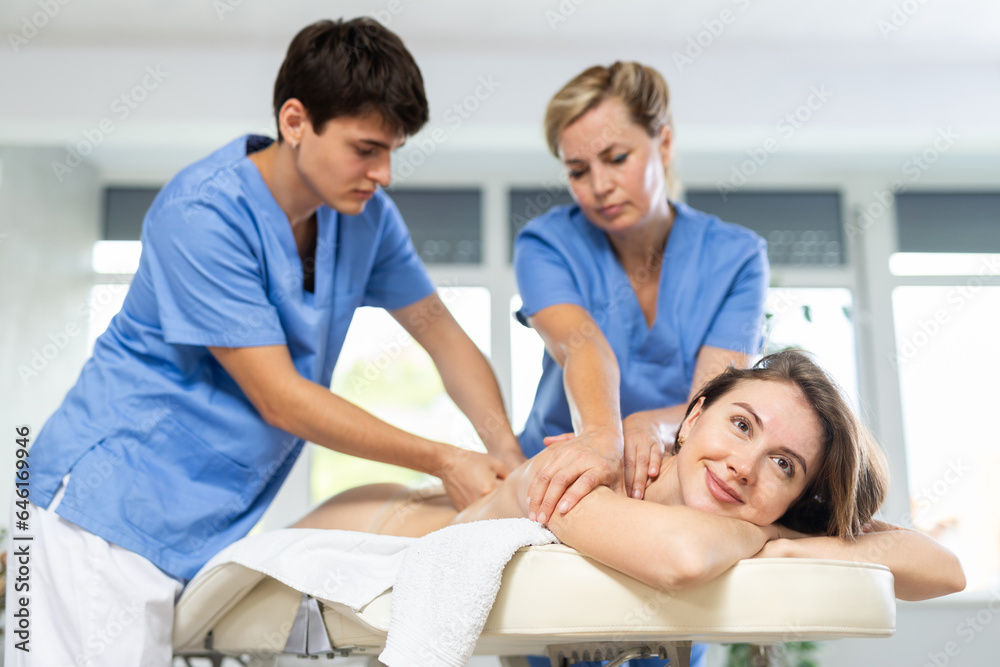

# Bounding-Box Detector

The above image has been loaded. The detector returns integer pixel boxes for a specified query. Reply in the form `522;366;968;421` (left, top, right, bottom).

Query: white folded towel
379;518;558;667
190;528;415;610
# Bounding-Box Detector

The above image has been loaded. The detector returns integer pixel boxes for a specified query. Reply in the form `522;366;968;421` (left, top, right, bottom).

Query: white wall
0;147;100;517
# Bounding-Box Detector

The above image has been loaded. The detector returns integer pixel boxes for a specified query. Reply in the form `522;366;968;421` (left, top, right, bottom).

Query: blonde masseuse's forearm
523;305;626;520
562;337;624;439
545;487;772;591
531;304;623;440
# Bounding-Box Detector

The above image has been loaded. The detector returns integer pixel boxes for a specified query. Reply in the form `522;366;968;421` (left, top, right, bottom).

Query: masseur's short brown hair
273;18;429;141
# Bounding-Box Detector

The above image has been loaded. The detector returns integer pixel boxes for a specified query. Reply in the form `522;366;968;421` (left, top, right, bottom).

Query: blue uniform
515;202;767;667
29;135;435;581
514;201;768;458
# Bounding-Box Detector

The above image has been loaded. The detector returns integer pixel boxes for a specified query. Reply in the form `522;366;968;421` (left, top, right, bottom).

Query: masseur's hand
621;411;674;500
526;426;625;524
438;447;510;511
491;442;528;475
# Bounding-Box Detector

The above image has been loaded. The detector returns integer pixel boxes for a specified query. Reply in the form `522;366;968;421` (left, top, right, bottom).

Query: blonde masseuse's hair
544;61;680;199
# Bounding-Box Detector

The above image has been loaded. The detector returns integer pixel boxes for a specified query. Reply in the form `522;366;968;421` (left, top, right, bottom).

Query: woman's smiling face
674;380;825;527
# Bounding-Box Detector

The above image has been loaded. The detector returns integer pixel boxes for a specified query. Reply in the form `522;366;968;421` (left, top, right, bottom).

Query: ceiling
2;0;998;180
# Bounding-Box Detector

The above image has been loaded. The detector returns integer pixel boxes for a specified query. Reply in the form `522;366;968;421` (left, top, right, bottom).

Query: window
508;187;574;261
387;188;482;264
509;295;544;434
890;192;1000;591
764;288;858;405
311;286;493;504
509;288;859;433
104;186;158;240
685;190;845;266
892;286;1000;590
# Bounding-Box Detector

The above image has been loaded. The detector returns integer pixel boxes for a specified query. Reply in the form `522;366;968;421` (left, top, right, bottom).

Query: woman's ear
678;396;705;441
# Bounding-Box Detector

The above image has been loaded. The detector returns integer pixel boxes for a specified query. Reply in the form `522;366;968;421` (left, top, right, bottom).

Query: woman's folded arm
757;520;966;601
544;486;775;591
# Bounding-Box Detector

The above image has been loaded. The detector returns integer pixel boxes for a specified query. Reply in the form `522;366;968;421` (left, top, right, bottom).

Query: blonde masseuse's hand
621;411;673;500
438;447;510;511
526;427;625;524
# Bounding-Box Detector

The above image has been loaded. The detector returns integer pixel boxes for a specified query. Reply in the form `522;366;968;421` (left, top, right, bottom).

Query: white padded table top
173;543;895;658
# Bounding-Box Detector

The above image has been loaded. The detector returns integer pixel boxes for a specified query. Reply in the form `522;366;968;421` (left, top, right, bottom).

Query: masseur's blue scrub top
514;201;768;458
29;135;436;580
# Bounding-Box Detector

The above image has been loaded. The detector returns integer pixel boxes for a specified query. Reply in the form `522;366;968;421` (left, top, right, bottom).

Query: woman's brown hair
674;349;889;539
544;61;679;199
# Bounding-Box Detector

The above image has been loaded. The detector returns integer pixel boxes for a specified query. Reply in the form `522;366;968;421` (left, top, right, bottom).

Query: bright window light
92;240;142;274
509;295;545;434
892;285;1000;591
508;288;858;434
87;282;130;352
311;286;492;504
763;288;859;407
890;253;1000;277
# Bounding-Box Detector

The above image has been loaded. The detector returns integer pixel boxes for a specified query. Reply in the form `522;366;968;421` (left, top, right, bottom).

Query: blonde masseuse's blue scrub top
514;201;768;458
29;135;436;580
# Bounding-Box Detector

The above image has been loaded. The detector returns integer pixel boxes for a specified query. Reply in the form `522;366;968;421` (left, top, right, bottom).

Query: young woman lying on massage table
294;350;965;602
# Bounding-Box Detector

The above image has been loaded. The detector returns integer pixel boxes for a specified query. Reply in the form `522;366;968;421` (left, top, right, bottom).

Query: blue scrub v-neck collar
236;137;337;306
588;203;692;345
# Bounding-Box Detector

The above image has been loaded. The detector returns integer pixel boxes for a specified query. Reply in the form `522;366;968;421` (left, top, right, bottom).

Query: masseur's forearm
424;330;523;464
545;486;772;591
767;522;966;601
209;344;459;476
268;372;457;475
390;293;522;466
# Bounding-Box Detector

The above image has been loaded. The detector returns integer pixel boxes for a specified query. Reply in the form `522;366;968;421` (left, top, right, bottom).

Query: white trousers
4;479;182;667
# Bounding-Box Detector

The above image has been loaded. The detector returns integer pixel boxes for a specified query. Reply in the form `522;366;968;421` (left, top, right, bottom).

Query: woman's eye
773;457;794;477
568;168;586;179
733;417;751;434
610;153;628;164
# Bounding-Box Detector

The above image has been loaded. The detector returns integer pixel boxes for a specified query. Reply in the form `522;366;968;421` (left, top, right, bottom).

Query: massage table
173;540;895;667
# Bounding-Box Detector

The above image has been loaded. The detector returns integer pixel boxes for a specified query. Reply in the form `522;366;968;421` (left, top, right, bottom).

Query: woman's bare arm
756;520;966;601
543;486;776;591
